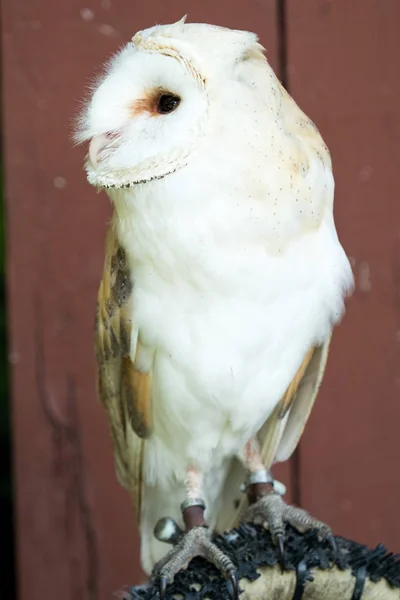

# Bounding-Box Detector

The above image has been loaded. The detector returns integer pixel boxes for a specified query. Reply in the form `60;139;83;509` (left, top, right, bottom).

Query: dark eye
157;93;181;114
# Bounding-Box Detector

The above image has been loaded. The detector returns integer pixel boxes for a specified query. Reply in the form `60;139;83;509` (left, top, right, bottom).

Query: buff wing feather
95;222;152;522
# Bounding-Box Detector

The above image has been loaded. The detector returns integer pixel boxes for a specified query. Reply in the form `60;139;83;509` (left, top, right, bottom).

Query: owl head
74;18;281;190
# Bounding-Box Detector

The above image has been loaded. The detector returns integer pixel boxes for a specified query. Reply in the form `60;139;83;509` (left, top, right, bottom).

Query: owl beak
88;134;109;168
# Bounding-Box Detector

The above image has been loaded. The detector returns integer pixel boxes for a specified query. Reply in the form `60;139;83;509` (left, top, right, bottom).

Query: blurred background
1;0;399;598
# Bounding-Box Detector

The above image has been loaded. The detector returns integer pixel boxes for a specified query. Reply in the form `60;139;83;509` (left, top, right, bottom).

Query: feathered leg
241;437;337;567
152;467;238;600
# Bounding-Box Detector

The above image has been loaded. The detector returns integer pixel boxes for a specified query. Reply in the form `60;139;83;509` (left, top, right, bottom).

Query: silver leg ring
240;469;274;492
180;497;206;513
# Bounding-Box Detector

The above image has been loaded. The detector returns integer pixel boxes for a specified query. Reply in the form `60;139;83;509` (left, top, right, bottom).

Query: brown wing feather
277;347;315;419
274;339;330;463
121;354;152;439
95;222;152;521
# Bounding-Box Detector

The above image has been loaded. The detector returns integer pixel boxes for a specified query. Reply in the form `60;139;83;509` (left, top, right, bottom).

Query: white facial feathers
75;19;338;250
74;20;277;187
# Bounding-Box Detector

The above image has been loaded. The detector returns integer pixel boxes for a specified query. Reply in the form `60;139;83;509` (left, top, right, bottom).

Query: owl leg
241;438;337;567
152;467;238;600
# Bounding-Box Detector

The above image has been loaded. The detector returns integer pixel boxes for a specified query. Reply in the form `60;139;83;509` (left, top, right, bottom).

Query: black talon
227;572;239;600
276;533;285;571
327;534;338;564
159;576;168;600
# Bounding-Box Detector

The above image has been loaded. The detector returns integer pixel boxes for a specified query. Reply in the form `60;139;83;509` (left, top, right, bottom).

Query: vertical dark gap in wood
276;0;301;508
0;0;17;587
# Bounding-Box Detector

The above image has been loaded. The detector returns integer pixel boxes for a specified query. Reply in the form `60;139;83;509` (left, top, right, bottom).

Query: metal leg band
241;469;287;496
240;469;274;492
180;497;206;514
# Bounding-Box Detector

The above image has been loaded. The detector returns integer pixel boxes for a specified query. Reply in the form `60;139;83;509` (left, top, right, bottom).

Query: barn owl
75;17;353;598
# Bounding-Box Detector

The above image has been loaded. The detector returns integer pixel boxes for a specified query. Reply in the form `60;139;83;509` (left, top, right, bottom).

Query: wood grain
286;0;400;549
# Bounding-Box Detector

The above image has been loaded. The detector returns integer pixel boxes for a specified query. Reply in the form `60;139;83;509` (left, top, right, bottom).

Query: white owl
75;17;353;597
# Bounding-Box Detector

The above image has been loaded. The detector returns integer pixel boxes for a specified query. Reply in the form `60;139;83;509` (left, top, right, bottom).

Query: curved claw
159;576;168;600
226;572;239;600
276;533;285;571
327;534;338;565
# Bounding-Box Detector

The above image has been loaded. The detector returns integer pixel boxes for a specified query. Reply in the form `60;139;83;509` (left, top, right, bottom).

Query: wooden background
2;0;399;598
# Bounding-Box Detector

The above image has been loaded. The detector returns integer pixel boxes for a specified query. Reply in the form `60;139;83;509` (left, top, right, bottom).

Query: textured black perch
126;524;400;600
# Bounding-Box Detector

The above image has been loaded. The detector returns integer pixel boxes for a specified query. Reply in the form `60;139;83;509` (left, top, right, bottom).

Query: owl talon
227;572;239;600
152;525;237;597
327;534;338;565
244;489;338;567
158;576;168;600
276;533;285;571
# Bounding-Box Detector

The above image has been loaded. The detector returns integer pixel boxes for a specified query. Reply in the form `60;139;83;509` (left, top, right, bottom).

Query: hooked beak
88;133;109;168
88;131;121;168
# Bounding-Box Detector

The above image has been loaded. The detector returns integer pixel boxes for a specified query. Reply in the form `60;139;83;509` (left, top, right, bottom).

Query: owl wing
216;340;331;532
268;340;330;465
95;222;151;522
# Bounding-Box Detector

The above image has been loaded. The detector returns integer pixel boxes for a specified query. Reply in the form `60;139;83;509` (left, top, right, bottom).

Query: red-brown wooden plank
2;2;281;599
286;0;400;549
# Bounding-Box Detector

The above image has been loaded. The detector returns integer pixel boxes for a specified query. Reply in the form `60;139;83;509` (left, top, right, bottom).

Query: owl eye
157;93;181;114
